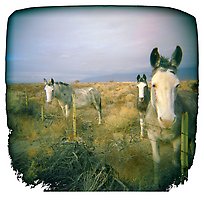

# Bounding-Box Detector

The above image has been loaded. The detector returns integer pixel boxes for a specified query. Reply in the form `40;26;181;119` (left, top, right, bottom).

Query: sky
6;6;198;83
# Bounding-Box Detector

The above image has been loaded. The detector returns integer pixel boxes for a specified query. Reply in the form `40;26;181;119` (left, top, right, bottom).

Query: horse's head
44;78;54;103
136;74;148;102
150;46;182;129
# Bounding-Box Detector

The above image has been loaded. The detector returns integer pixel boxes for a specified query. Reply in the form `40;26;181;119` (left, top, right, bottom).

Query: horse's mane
55;81;70;87
160;56;170;67
152;56;177;76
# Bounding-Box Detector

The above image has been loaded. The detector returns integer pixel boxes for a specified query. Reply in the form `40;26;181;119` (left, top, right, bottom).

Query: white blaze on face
151;70;180;128
137;82;147;101
44;85;54;103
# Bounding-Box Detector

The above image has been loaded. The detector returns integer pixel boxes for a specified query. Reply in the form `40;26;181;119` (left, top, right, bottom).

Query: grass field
6;80;198;191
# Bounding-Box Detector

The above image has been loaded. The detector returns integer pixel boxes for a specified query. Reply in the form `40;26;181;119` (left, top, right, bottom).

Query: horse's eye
152;84;156;88
176;84;180;88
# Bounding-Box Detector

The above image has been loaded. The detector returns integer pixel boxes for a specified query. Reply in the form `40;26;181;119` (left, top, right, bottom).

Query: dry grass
7;80;198;191
105;106;138;132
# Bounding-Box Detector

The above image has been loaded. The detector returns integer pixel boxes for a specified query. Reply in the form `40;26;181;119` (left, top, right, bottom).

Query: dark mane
138;77;147;83
160;56;170;67
152;56;178;76
55;81;69;86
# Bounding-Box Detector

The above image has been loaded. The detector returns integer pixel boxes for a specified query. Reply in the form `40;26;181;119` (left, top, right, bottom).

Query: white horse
145;46;197;188
44;78;102;124
136;74;150;138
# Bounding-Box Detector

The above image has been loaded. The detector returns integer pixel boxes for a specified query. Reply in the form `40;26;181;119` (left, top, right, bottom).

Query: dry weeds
7;80;198;191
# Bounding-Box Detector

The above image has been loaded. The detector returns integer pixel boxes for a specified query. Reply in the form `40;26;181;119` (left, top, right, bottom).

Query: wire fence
12;88;191;186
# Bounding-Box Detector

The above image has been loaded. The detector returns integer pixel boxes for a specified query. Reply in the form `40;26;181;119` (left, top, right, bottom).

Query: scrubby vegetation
7;80;198;191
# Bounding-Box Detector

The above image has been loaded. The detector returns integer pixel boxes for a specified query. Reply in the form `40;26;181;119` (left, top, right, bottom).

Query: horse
145;46;197;188
136;74;150;138
44;78;102;125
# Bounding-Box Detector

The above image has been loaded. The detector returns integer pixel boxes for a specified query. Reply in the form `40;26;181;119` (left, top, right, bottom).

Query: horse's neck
137;101;148;112
54;84;73;99
145;88;161;126
177;91;197;115
145;101;159;126
145;88;150;103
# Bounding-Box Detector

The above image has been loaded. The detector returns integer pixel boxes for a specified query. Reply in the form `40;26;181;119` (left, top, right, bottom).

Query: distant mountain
178;67;198;80
80;67;197;82
81;73;142;82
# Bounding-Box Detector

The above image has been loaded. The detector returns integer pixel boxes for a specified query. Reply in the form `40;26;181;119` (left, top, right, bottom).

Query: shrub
19;141;128;191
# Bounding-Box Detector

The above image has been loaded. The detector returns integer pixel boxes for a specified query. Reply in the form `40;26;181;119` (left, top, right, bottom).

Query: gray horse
136;74;150;138
44;78;102;124
145;46;197;187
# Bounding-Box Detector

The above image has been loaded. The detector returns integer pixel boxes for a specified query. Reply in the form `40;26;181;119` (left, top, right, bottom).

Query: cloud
6;7;197;83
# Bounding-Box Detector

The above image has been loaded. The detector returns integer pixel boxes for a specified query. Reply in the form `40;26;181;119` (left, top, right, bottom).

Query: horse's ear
171;46;183;68
51;78;54;85
143;74;147;81
150;47;160;68
136;75;140;82
44;78;48;85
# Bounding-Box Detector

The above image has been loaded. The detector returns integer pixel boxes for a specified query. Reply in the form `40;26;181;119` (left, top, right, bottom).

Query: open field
7;80;198;191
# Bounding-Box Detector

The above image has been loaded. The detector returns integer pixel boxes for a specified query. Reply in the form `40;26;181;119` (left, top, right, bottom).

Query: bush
17;141;128;191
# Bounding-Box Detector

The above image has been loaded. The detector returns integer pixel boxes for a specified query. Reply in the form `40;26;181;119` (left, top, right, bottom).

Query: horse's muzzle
159;116;176;129
139;97;144;102
46;100;52;104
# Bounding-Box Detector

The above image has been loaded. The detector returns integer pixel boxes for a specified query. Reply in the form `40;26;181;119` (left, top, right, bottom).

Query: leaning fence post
181;112;188;184
72;93;77;138
41;92;44;122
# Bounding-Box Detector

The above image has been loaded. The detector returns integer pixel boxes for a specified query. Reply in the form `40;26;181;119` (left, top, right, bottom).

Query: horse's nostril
140;98;144;102
159;117;163;122
173;117;177;124
46;99;52;104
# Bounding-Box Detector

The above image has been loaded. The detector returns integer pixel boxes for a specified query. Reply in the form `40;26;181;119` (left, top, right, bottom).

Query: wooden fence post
41;92;44;122
181;112;188;183
24;90;28;109
72;93;77;138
